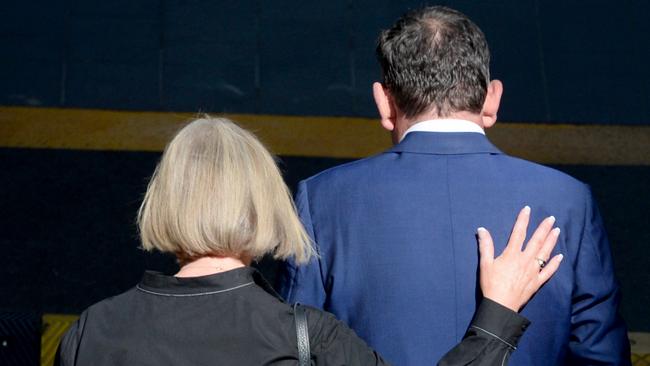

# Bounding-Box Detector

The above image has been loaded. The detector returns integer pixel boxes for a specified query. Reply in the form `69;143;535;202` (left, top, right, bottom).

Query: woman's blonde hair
137;117;314;264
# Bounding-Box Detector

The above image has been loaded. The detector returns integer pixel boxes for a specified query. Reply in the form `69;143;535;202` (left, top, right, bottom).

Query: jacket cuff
470;298;531;349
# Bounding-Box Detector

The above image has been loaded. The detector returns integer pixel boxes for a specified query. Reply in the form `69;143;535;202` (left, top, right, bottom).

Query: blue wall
2;0;649;123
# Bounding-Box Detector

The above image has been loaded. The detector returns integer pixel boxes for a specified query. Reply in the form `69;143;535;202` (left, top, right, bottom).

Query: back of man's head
376;6;490;119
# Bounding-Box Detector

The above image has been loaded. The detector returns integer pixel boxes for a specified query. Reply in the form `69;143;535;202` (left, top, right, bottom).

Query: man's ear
481;80;503;129
373;82;397;131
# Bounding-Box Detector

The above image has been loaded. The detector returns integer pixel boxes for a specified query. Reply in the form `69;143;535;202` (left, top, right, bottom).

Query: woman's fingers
537;254;564;284
534;227;561;264
477;208;564;312
523;215;556;259
504;206;531;254
477;227;494;270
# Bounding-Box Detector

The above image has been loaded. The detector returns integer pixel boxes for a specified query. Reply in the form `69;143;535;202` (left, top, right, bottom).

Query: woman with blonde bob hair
138;117;314;268
57;117;562;366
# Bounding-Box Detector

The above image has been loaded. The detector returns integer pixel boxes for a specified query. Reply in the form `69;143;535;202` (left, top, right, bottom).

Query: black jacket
56;267;529;365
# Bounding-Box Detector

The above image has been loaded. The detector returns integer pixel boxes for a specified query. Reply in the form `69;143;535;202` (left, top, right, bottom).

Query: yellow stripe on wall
1;106;649;165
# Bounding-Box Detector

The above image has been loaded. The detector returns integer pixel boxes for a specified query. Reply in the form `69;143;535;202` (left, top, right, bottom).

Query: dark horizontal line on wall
1;106;649;165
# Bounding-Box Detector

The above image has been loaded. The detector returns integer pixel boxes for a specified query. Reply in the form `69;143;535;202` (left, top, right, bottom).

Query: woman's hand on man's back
477;206;564;312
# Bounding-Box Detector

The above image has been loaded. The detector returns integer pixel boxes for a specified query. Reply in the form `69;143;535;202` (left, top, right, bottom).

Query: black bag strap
293;303;311;366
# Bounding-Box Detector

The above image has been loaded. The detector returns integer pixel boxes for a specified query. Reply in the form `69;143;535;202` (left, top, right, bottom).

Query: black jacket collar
138;266;283;300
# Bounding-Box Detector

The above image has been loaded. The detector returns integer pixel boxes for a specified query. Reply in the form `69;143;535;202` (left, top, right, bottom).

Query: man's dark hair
376;6;490;118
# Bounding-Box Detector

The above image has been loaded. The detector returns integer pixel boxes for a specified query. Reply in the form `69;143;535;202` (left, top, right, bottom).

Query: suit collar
401;119;485;141
387;132;503;155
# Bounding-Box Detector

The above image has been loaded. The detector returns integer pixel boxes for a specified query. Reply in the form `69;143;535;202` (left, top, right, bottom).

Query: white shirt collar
401;119;485;142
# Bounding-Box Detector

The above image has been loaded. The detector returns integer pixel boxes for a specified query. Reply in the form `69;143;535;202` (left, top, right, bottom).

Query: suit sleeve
275;180;329;308
567;186;630;365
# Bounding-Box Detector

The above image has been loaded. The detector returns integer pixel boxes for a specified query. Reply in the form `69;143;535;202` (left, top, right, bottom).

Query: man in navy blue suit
277;6;630;365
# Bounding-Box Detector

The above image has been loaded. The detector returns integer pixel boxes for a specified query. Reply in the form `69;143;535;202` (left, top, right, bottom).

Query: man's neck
406;111;482;128
394;111;484;143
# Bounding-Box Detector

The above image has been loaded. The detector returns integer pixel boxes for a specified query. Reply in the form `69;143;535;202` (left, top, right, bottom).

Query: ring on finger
535;257;548;269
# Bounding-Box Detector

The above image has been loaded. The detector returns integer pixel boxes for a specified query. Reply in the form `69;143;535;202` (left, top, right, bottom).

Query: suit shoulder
301;153;389;186
500;155;589;191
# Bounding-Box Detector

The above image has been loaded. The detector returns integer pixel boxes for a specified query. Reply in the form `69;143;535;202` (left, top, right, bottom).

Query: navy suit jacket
277;132;630;365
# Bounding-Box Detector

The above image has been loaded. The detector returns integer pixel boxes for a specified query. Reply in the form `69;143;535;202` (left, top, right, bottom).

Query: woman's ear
373;82;397;131
481;80;503;128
